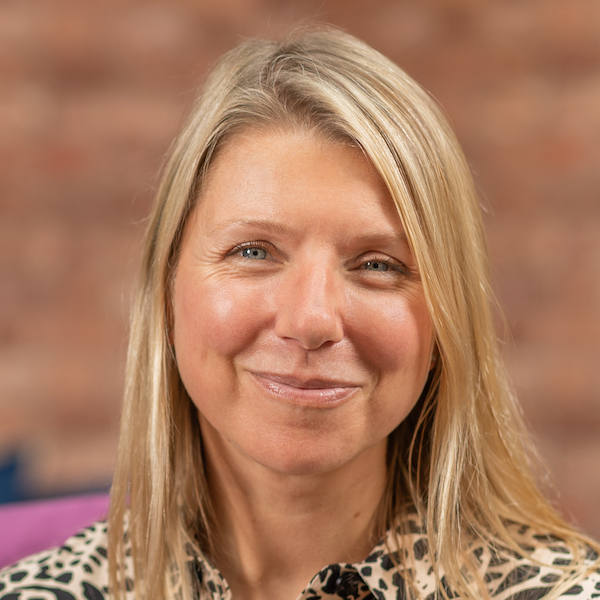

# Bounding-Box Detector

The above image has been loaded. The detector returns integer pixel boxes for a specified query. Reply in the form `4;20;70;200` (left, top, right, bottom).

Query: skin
172;128;435;600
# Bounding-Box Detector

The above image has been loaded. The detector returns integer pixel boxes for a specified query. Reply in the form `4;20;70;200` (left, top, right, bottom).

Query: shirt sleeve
0;521;111;600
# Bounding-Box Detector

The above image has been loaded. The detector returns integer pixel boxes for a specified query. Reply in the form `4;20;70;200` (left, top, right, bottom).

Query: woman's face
172;129;435;477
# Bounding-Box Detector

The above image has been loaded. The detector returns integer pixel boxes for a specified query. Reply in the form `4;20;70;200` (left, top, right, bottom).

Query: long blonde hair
108;26;599;600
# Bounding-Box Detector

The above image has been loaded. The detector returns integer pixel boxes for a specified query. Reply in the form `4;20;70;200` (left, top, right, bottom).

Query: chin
259;454;345;477
241;434;378;478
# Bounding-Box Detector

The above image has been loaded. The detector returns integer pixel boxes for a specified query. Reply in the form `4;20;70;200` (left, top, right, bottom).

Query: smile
248;371;361;408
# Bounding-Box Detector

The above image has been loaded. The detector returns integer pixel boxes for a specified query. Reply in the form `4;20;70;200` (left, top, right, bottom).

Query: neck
200;419;388;600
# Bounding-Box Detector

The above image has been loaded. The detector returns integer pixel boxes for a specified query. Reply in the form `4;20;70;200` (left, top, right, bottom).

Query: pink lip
249;372;360;408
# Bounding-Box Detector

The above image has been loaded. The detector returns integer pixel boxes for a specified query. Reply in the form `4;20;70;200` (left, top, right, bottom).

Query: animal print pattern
1;519;599;599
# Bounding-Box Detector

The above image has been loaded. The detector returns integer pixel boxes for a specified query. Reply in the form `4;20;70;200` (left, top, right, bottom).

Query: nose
274;259;344;350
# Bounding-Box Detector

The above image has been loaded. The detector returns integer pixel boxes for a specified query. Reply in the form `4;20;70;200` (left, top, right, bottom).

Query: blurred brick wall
0;0;598;535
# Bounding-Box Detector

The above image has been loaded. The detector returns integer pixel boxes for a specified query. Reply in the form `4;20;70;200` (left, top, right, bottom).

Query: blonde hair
108;27;599;600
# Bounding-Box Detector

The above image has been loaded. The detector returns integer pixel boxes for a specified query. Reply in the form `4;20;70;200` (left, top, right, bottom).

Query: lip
248;371;360;408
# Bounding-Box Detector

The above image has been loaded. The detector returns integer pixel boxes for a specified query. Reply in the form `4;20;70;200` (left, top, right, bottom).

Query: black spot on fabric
381;552;401;571
95;547;107;559
360;566;372;577
11;585;77;600
55;562;63;569
74;532;86;538
413;538;429;561
504;588;551;600
484;572;503;583
405;520;426;535
596;581;600;590
9;572;27;582
439;576;456;598
373;590;385;600
208;580;216;592
364;550;383;564
472;547;484;564
533;534;562;544
547;546;569;554
394;584;408;599
493;565;540;595
392;571;405;590
60;546;73;553
518;545;535;554
34;566;52;580
39;557;50;564
562;586;584;595
90;555;101;566
0;593;20;600
552;558;572;566
83;564;93;573
378;578;388;590
125;578;134;591
587;548;599;561
69;560;80;566
0;582;5;591
334;570;362;599
488;550;510;568
316;566;332;584
540;574;560;584
56;573;73;584
82;582;105;600
517;525;529;535
320;565;341;594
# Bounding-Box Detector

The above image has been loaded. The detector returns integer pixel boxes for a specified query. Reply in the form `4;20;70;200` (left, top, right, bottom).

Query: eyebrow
350;231;410;247
207;219;293;237
207;219;409;247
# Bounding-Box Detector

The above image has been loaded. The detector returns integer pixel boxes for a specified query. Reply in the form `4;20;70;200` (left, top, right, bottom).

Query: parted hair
108;26;599;600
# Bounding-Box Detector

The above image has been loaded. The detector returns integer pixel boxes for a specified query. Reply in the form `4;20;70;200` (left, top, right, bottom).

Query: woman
1;27;599;600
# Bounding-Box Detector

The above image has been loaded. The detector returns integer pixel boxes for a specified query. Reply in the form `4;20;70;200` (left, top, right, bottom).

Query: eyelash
227;241;272;258
360;256;407;275
227;242;408;275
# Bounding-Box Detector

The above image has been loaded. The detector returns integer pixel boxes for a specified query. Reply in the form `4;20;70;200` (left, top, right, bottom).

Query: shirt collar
194;515;433;600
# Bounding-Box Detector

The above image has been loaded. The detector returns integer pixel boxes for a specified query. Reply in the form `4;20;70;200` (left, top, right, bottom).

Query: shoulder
0;521;113;600
471;523;600;600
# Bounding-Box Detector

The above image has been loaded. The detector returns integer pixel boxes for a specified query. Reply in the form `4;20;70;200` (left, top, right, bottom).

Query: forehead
196;128;401;226
170;129;421;274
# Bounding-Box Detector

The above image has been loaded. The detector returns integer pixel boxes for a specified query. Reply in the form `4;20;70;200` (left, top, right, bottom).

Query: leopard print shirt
1;519;599;600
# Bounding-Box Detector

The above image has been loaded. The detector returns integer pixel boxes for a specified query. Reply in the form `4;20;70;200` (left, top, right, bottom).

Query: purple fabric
0;493;110;569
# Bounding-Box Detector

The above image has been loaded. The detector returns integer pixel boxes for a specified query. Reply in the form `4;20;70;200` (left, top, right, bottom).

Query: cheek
172;274;272;370
347;291;433;378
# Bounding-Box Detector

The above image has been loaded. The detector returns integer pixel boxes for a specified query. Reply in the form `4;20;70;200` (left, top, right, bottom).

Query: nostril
275;294;343;349
273;263;345;348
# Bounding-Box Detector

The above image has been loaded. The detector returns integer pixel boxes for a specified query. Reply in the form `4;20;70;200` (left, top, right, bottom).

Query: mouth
248;371;361;408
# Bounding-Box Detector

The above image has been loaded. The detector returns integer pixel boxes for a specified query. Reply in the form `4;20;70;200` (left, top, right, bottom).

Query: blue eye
241;247;267;259
364;260;389;271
